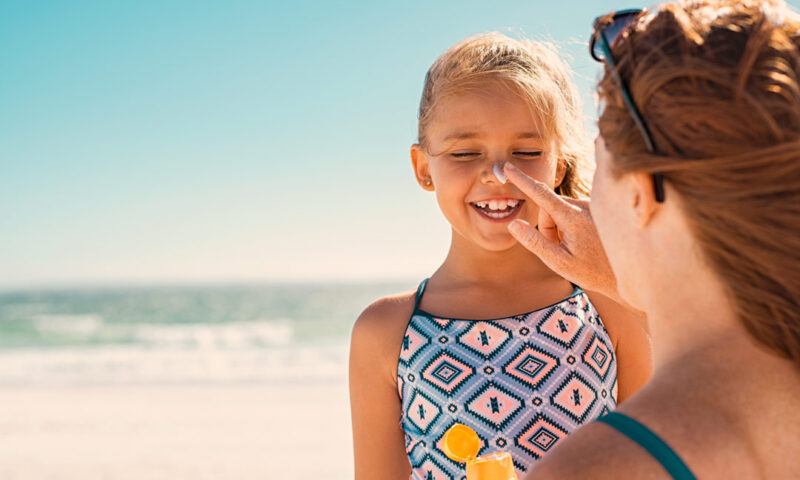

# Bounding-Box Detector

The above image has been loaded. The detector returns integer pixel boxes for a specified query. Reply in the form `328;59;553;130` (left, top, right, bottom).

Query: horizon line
0;275;423;294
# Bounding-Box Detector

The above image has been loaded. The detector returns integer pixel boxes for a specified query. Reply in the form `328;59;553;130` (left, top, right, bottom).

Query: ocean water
0;281;414;385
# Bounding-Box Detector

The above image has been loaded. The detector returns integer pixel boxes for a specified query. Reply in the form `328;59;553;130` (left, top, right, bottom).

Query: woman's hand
503;163;624;306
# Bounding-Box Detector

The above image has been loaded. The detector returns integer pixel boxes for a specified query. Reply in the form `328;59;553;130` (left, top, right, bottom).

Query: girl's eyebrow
442;132;541;141
516;132;541;139
443;132;479;141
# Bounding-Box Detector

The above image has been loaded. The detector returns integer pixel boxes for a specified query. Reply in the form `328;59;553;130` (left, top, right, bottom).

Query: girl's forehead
422;76;550;143
427;92;544;143
435;82;529;113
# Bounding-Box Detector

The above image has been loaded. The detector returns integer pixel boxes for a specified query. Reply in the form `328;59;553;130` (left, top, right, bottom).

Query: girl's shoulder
583;290;649;351
352;288;418;341
350;287;419;380
584;290;653;402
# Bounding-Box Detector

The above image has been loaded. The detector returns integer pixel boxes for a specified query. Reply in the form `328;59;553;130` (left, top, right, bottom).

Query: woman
503;0;800;477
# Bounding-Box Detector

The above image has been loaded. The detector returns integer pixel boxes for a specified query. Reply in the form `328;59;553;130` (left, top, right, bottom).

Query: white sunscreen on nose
493;163;508;184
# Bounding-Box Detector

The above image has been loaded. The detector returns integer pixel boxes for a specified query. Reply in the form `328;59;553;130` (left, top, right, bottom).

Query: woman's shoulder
528;405;748;480
526;416;671;480
350;287;419;369
528;386;762;480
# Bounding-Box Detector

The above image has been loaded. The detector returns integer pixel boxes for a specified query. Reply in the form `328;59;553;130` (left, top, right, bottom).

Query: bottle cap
442;424;481;462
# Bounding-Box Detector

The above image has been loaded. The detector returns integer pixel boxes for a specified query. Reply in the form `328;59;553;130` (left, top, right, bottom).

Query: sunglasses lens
607;15;638;45
592;11;641;62
591;35;605;61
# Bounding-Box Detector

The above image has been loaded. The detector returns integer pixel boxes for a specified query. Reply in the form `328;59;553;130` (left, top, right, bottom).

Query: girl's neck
433;230;559;288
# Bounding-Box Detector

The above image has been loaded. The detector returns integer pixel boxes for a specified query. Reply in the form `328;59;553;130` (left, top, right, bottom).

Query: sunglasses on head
590;8;666;202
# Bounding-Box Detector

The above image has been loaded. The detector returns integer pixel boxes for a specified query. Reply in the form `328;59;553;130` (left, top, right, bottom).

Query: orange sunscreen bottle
442;424;518;480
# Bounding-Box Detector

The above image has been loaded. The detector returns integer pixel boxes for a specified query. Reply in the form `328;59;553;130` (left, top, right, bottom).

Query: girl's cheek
518;162;557;187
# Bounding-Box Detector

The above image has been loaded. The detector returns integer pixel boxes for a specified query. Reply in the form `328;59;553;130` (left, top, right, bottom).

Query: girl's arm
587;291;653;403
349;296;413;480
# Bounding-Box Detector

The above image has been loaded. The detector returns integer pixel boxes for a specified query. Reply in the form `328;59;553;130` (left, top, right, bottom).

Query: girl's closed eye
513;150;543;158
450;152;482;160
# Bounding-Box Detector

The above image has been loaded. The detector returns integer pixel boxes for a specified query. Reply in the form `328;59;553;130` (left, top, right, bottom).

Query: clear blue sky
2;0;797;289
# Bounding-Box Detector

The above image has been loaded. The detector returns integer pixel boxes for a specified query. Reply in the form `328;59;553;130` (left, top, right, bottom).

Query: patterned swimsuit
397;279;618;479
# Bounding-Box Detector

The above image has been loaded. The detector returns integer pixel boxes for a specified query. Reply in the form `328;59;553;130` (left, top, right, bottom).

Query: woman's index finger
504;163;574;219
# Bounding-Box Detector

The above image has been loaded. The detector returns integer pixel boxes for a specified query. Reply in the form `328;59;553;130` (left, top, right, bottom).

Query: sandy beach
0;283;414;479
0;382;353;479
0;345;354;479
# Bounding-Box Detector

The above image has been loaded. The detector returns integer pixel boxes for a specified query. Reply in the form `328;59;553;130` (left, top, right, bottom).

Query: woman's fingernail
504;162;517;172
493;163;508;184
508;219;523;234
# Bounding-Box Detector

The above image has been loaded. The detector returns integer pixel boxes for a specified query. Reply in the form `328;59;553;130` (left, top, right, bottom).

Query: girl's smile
469;198;525;221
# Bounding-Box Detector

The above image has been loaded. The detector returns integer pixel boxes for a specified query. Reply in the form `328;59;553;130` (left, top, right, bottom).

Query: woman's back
532;334;800;478
634;345;800;478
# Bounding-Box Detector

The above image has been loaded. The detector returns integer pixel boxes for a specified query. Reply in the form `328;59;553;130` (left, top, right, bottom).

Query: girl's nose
493;162;508;184
482;160;509;184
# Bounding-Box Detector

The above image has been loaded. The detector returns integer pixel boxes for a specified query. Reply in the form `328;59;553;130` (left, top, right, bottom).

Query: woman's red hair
598;0;800;364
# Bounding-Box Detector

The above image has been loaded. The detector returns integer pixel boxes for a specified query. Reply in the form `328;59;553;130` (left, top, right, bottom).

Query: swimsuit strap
413;278;430;311
598;412;697;480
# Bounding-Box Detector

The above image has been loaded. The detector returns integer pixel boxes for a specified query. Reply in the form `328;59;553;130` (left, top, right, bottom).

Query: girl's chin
474;235;521;252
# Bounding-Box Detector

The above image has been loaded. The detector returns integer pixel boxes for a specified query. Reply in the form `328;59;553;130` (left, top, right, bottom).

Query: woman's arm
349;297;413;480
587;291;653;403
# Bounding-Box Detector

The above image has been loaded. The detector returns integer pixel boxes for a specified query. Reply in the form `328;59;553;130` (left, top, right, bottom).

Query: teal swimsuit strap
598;412;697;480
413;278;429;311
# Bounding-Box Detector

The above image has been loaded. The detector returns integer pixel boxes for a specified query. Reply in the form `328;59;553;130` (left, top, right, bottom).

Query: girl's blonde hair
597;0;800;365
417;32;592;198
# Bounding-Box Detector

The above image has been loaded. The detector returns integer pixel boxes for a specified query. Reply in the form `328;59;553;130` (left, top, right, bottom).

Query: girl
349;33;652;480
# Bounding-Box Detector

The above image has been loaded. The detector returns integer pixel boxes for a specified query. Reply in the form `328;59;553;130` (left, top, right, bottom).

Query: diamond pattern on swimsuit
398;285;619;479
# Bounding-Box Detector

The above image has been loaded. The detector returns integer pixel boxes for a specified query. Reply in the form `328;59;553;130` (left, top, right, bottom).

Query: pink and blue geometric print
398;280;618;479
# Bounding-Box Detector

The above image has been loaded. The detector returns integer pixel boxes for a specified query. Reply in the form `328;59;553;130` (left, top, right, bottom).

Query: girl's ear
411;144;435;191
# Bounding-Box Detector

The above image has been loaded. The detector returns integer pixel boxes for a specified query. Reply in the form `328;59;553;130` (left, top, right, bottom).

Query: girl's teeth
486;211;512;219
476;200;519;210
